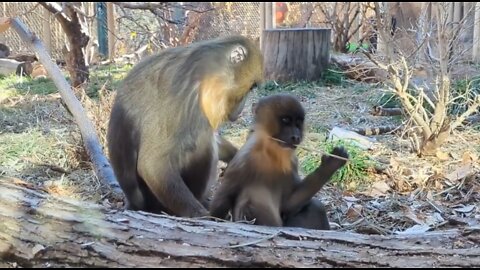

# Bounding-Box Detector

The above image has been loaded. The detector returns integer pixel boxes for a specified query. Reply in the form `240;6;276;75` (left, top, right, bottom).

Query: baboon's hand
320;146;349;171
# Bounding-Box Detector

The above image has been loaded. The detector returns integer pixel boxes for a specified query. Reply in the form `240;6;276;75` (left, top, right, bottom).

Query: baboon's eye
281;116;292;125
250;82;258;91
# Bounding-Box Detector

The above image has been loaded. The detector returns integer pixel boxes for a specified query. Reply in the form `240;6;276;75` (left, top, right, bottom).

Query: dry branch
0;177;479;268
9;18;122;198
370;106;404;116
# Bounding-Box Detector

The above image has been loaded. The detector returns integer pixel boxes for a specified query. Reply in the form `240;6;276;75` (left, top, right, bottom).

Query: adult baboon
107;36;263;217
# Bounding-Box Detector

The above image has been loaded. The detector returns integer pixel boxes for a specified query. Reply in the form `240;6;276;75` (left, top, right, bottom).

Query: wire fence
0;2;336;60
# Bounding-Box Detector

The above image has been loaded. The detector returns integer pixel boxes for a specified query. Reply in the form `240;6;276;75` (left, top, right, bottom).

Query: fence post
107;2;115;60
42;6;52;53
96;2;108;58
260;3;265;51
473;3;480;62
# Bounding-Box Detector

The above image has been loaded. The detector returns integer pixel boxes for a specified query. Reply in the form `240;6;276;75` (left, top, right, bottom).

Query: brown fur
107;36;263;218
210;94;349;230
31;63;48;79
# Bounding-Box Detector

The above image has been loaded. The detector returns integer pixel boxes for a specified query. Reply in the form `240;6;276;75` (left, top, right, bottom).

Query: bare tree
113;2;214;52
366;3;480;156
317;2;369;53
39;2;90;88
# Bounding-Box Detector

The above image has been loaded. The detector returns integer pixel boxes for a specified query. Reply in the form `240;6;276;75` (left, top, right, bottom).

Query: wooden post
96;2;108;58
107;2;115;60
447;3;454;24
42;6;52;53
265;2;273;29
376;2;388;56
260;2;265;50
263;28;331;82
261;2;276;52
473;2;480;62
454;2;463;22
271;2;276;29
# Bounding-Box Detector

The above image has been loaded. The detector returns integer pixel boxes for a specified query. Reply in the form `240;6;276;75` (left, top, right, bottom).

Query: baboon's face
227;83;258;122
254;94;305;149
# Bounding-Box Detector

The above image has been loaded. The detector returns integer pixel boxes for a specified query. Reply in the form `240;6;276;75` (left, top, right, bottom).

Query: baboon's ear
230;45;248;64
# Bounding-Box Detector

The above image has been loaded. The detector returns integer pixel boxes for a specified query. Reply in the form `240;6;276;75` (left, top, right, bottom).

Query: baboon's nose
291;135;301;145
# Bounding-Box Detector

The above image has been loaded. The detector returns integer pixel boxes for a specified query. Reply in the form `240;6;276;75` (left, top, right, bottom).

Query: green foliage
345;42;370;54
299;139;376;190
0;63;133;100
256;67;349;98
375;92;401;108
320;66;348;87
450;76;480;116
0;128;69;173
86;63;133;98
0;74;57;99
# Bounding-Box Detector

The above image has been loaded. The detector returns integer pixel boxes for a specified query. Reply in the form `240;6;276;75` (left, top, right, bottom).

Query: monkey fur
107;36;263;218
210;94;349;230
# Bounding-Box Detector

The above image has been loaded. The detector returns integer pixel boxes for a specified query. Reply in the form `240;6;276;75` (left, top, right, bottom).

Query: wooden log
0;176;479;268
7;53;38;63
263;28;331;82
0;58;32;76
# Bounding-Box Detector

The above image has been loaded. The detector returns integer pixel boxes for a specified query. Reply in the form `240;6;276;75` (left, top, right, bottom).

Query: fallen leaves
359;181;391;197
445;164;476;183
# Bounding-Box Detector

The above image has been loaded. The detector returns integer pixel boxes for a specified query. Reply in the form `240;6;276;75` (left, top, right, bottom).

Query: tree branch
450;96;480;130
113;2;214;14
9;18;122;199
38;2;71;27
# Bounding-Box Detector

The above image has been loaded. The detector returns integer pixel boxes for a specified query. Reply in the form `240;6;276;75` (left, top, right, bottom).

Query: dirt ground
0;65;479;236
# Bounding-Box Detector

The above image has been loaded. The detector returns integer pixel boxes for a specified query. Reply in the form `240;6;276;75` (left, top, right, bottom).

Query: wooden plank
107;2;115;60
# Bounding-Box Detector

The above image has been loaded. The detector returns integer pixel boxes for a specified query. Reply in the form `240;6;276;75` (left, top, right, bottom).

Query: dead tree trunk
263;28;331;82
39;3;90;88
0;177;479;268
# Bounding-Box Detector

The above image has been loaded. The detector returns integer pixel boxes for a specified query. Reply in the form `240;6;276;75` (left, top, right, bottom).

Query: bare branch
451;96;480;130
9;18;122;197
113;2;214;14
38;2;71;27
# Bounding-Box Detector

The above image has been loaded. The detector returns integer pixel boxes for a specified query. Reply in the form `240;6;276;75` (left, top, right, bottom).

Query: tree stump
262;28;331;82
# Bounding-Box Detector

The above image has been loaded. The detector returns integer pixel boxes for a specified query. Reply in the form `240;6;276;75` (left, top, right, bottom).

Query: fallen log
330;54;388;83
0;58;33;76
7;53;38;63
0;177;479;268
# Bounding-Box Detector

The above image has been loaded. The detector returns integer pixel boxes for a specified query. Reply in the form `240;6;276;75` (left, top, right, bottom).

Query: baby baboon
107;36;263;217
210;94;349;230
